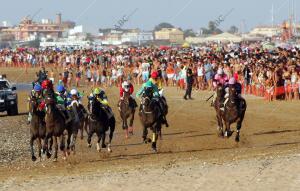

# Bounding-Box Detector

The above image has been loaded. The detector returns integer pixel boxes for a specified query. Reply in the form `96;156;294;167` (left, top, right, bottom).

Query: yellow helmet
93;88;101;95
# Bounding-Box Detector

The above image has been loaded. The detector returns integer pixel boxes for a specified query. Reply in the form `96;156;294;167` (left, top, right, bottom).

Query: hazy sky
0;0;298;33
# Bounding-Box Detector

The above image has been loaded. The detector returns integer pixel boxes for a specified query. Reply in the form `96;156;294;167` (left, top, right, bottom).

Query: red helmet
41;79;53;90
151;71;158;79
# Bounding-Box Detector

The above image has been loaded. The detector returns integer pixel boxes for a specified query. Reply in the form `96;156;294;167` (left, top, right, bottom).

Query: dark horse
118;91;136;138
43;95;68;161
78;104;88;140
87;98;115;152
139;87;163;152
65;100;82;154
29;96;46;161
214;85;247;142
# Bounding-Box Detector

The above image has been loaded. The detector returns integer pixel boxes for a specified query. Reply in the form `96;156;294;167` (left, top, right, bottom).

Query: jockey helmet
229;77;236;85
217;68;224;75
41;79;52;90
56;85;65;93
70;89;78;96
34;84;42;92
93;87;101;95
151;71;158;79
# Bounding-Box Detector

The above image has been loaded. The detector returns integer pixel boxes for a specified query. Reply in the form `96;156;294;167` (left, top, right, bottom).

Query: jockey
120;76;137;108
27;84;45;124
221;77;242;111
67;88;83;107
212;68;229;105
213;68;229;88
89;87;114;119
136;71;169;127
54;85;72;124
41;79;54;97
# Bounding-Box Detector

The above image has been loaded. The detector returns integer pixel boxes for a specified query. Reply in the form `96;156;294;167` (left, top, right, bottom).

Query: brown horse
43;95;67;161
215;85;247;142
139;87;163;152
29;96;46;161
214;85;226;137
118;91;136;138
65;100;82;154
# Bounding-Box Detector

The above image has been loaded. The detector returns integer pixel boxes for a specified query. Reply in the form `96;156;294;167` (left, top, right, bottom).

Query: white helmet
123;81;129;87
217;68;224;75
70;89;78;96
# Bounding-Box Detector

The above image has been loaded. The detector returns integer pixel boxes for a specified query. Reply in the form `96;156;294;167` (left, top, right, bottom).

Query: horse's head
44;95;55;114
228;85;237;98
142;87;153;99
216;84;225;98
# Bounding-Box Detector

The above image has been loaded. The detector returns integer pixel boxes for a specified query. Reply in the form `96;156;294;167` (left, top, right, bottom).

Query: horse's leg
108;120;115;152
59;135;67;159
142;126;149;143
48;137;53;157
235;112;245;142
123;117;129;139
80;121;84;140
217;114;224;137
71;131;78;154
129;110;135;135
66;128;72;152
96;132;101;152
101;132;107;149
87;126;93;148
53;136;58;162
30;136;37;161
151;124;159;152
37;138;42;161
224;121;233;138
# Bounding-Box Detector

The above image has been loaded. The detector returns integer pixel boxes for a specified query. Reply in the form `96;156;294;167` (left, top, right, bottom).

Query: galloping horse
29;96;46;161
139;87;163;152
87;98;115;152
118;91;136;138
43;95;67;161
65;99;82;154
215;85;247;142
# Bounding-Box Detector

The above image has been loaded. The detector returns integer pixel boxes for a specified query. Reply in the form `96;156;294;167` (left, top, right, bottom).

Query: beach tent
205;32;242;43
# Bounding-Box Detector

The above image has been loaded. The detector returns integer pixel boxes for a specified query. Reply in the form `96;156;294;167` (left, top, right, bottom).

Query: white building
249;26;281;37
121;31;153;44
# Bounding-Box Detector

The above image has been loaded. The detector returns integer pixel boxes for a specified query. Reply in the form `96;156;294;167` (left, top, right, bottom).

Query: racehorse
215;85;247;142
87;98;115;152
214;85;226;137
118;91;135;138
78;104;88;140
65;99;82;154
29;96;46;161
43;95;68;161
139;87;163;152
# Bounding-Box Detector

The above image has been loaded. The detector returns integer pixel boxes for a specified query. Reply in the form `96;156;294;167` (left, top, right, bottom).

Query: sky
0;0;298;33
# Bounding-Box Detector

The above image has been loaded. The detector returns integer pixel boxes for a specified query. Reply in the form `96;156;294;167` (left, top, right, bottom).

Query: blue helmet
56;85;65;92
34;84;42;92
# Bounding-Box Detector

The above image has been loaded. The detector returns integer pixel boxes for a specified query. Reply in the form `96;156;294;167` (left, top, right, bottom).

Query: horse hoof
62;156;67;160
235;136;240;142
107;148;112;153
46;152;51;159
53;158;57;162
102;144;107;149
31;156;37;162
87;144;92;148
